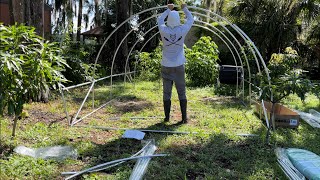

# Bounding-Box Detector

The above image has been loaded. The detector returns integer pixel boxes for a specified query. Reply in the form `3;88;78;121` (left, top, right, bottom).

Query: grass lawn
1;81;319;179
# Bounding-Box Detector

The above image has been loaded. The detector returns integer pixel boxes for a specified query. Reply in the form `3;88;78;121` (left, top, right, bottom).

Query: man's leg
175;65;188;123
162;66;173;122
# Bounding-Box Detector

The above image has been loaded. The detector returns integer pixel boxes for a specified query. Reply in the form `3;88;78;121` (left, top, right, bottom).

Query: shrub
59;36;101;84
185;36;220;87
137;45;162;81
136;36;220;86
260;47;313;104
0;24;69;136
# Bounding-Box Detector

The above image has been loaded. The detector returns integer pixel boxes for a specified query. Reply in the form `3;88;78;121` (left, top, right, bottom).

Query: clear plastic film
14;145;78;161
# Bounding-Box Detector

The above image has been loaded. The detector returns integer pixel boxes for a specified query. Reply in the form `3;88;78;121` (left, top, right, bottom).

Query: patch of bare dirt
202;96;240;105
112;100;153;112
25;109;66;126
84;130;117;145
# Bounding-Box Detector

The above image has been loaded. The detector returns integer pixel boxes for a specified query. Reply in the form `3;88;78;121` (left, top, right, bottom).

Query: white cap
167;10;180;28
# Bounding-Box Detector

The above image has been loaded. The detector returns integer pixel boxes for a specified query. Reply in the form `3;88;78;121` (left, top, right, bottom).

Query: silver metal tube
63;72;136;91
62;140;153;175
64;154;168;180
261;99;270;128
94;5;269;83
190;6;262;74
59;85;71;125
63;81;93;91
191;11;251;101
93;5;170;76
133;20;244;98
110;13;161;89
193;19;243;96
74;125;199;134
71;99;114;125
66;6;270;129
72;81;95;125
64;72;137;126
124;25;159;84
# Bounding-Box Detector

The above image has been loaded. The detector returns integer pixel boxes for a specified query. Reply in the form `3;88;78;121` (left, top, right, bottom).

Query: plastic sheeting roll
286;148;320;180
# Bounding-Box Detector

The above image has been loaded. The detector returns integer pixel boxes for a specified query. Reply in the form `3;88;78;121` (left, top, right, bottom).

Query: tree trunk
8;0;14;24
104;0;108;25
67;0;74;40
94;0;101;27
11;116;18;137
12;0;25;24
77;0;83;41
42;0;45;39
205;0;212;23
115;0;130;73
10;0;44;36
271;102;276;131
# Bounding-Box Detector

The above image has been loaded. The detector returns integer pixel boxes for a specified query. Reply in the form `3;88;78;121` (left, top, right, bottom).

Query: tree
229;0;320;61
259;47;313;129
94;0;102;27
52;0;74;36
76;0;83;41
8;0;14;23
202;0;217;22
9;0;45;36
0;24;69;137
115;0;131;73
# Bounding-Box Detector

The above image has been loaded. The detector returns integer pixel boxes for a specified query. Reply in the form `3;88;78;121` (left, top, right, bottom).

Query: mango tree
259;47;313;130
0;24;69;137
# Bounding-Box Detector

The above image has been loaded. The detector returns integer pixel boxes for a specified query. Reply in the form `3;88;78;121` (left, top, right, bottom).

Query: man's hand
181;4;187;9
168;4;174;10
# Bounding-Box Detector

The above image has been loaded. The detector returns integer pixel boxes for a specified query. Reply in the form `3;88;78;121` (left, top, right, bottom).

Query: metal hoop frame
60;6;271;127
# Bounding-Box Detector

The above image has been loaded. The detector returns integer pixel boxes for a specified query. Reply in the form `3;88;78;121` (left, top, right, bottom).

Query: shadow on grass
75;121;287;179
145;127;283;179
64;93;320;179
71;103;288;179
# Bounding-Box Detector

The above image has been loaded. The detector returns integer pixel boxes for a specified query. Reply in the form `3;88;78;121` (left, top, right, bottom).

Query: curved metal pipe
93;5;169;74
112;10;253;100
69;6;270;126
189;6;264;76
130;22;244;96
125;20;242;84
190;11;251;100
110;13;161;89
123;16;246;98
94;5;269;83
119;12;245;81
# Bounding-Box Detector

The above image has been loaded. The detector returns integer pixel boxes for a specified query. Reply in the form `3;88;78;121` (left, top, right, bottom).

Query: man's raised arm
157;4;174;32
181;4;194;33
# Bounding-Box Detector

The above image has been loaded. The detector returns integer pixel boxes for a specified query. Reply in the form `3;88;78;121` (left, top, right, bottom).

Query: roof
81;26;106;36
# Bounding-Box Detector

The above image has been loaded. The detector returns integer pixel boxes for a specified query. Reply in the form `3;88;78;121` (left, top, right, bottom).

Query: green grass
1;81;319;179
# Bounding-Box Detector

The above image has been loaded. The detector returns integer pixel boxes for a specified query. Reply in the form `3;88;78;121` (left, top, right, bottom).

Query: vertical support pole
60;85;71;125
92;85;95;109
72;81;96;125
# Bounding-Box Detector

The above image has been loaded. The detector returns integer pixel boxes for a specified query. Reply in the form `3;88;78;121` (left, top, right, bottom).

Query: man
157;3;194;123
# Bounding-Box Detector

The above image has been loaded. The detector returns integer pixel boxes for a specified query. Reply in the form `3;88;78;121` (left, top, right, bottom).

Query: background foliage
138;36;220;87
